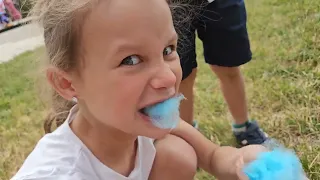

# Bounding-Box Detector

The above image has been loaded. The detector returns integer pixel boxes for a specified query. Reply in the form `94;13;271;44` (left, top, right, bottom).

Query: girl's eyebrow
109;30;179;57
113;32;178;55
113;41;140;55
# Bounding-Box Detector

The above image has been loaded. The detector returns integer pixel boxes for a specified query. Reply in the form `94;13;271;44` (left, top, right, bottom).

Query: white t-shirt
11;106;156;180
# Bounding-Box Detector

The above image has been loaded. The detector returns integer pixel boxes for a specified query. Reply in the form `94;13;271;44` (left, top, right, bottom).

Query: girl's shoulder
11;172;89;180
11;120;157;180
11;124;87;180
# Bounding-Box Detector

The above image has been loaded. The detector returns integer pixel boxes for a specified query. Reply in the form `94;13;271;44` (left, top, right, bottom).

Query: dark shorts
178;0;252;80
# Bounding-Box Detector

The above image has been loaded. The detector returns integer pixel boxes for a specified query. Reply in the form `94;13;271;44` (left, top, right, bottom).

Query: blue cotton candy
243;139;308;180
144;94;185;129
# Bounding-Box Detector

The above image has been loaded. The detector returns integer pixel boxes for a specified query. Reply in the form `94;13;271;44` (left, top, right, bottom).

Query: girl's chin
136;112;171;138
144;130;170;140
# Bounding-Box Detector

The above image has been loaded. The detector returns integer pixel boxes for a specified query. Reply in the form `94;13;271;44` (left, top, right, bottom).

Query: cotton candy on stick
243;139;309;180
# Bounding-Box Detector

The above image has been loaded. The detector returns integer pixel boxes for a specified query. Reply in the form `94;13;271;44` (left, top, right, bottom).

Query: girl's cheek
173;61;183;84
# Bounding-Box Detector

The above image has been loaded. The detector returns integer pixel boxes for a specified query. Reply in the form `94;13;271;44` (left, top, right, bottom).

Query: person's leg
197;0;268;146
177;24;198;126
210;66;248;125
211;65;268;146
149;135;197;180
179;68;197;125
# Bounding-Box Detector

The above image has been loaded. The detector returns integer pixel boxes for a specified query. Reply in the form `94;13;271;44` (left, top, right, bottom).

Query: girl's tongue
143;94;185;130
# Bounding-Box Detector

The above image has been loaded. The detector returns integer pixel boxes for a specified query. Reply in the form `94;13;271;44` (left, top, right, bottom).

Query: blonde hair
30;0;203;133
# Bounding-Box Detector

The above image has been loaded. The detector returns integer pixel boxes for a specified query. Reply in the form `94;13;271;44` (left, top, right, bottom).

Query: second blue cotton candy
243;147;308;180
144;94;185;129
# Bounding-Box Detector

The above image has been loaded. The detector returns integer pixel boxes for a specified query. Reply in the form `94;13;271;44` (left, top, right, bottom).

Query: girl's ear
46;66;76;101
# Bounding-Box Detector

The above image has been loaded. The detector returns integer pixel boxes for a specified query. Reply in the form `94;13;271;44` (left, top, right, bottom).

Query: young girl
12;0;266;179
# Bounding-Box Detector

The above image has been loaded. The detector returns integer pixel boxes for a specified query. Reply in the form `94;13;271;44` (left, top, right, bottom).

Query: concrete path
0;23;44;63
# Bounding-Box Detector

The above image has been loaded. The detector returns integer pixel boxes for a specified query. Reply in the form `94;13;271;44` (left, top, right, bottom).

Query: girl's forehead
91;0;172;27
82;0;175;50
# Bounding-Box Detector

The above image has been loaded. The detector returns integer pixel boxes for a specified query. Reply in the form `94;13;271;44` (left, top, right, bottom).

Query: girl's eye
163;45;174;56
121;55;141;66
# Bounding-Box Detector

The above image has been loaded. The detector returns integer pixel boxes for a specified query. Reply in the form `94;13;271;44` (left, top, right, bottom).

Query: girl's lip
138;94;176;110
138;111;151;122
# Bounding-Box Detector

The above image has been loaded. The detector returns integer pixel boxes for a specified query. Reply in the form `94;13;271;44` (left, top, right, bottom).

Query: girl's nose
150;63;176;90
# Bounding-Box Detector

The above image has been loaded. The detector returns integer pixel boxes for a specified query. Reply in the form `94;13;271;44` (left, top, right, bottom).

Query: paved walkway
0;23;44;63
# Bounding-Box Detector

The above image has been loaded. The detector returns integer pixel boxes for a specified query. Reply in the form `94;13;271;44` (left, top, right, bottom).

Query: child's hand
170;120;267;179
211;145;267;180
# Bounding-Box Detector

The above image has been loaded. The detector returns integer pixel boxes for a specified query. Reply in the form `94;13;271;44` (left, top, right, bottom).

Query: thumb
236;156;249;180
237;168;249;180
241;145;268;163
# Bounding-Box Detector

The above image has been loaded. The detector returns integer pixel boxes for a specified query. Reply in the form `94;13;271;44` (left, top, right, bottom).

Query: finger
235;156;249;180
237;169;249;180
236;166;249;180
241;145;268;163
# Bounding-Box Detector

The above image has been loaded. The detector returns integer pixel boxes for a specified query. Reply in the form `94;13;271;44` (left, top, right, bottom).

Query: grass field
0;0;319;179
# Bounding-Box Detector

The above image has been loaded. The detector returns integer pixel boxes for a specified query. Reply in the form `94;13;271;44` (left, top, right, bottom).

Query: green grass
0;49;47;179
0;0;319;179
195;0;320;179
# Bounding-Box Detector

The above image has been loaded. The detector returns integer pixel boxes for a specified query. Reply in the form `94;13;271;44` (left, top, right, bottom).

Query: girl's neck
70;111;138;177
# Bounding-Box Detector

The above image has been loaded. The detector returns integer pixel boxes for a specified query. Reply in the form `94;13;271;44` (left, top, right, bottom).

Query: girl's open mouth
138;108;152;122
137;94;185;129
139;108;147;116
